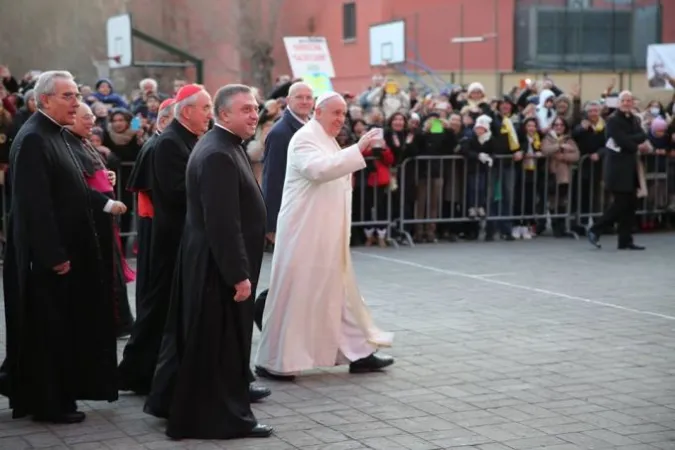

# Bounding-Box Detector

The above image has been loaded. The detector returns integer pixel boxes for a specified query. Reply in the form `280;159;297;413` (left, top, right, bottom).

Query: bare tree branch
232;0;285;95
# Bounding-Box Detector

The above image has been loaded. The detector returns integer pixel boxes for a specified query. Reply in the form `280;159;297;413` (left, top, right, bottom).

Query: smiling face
110;112;129;133
315;96;347;138
525;119;537;135
552;118;567;134
219;91;259;140
287;83;314;119
70;103;95;137
390;113;406;132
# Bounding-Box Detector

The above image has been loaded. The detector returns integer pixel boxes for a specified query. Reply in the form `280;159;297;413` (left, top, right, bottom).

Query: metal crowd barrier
349;152;674;247
574;152;674;227
0;153;672;255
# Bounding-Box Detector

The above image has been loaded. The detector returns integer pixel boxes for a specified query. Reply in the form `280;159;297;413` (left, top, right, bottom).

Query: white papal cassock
255;118;394;375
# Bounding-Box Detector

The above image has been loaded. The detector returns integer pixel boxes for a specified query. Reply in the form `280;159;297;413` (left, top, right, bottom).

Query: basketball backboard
369;20;405;66
107;13;133;69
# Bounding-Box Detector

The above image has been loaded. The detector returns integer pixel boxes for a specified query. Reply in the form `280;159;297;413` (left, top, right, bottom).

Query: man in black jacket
587;91;648;250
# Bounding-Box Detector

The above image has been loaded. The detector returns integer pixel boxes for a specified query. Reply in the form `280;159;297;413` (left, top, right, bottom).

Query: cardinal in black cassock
118;85;202;395
1;78;121;423
118;98;175;393
144;85;272;439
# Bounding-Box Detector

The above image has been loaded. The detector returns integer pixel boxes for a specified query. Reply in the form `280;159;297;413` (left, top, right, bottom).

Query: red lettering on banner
292;54;326;61
292;43;323;51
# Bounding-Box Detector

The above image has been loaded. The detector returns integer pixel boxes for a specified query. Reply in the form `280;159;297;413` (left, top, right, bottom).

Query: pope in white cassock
254;92;394;381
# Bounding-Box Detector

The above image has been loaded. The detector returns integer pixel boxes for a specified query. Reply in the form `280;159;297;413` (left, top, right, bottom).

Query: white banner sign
283;37;335;79
647;44;675;90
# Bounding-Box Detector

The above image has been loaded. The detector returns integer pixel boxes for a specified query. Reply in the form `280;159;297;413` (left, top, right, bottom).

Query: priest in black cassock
117;97;175;393
117;85;210;395
145;84;272;440
0;71;127;423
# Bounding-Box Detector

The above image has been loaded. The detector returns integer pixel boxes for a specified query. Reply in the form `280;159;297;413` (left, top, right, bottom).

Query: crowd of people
0;63;672;441
2;68;674;252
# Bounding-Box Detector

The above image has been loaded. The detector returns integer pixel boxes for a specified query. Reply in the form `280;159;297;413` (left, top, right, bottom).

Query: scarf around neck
106;122;136;146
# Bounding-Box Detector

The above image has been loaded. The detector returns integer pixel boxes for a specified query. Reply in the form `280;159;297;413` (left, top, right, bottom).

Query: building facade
0;0;671;99
271;0;673;97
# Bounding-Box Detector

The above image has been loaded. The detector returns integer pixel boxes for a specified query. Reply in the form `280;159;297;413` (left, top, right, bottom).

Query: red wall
662;0;675;43
271;0;672;94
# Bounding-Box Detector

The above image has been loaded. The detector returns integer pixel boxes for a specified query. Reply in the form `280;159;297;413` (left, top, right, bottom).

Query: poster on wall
646;44;675;90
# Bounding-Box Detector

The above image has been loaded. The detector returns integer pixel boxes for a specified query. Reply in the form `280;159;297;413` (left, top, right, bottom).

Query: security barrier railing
0;153;672;253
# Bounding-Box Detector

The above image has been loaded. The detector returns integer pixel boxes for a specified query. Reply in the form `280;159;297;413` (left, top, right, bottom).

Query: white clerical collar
38;109;63;128
214;123;240;137
288;107;309;124
177;119;200;137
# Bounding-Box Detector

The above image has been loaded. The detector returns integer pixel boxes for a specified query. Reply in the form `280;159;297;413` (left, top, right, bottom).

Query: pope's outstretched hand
357;128;384;151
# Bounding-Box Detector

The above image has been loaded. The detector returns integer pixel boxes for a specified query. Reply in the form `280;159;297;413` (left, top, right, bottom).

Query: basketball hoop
108;55;122;65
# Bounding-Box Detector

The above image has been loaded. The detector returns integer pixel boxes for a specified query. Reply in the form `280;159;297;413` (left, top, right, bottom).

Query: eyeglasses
48;92;82;102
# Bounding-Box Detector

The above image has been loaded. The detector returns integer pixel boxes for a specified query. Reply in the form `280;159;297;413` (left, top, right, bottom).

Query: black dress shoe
619;243;645;250
254;366;296;382
349;353;395;373
33;411;86;424
0;371;10;397
246;423;273;438
249;385;271;402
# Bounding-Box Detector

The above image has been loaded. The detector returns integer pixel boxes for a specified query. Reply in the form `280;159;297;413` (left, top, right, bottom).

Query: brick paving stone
0;234;673;448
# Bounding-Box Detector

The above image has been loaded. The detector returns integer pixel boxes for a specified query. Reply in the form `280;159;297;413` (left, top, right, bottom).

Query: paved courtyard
1;233;674;449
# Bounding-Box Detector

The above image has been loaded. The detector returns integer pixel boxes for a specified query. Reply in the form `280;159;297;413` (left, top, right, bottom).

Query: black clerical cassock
144;125;267;439
125;130;159;311
1;112;118;421
117;120;198;394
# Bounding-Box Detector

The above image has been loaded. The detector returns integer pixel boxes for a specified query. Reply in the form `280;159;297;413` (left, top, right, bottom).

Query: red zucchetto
158;98;175;111
175;84;203;102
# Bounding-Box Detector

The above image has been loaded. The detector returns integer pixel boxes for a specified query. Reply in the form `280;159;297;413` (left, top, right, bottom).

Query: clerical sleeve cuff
103;199;114;213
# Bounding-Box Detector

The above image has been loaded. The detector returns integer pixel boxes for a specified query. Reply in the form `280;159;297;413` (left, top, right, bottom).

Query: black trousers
590;192;637;247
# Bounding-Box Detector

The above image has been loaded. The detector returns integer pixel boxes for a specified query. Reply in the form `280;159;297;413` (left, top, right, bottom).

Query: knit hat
467;82;485;95
474;114;492;131
651;116;668;133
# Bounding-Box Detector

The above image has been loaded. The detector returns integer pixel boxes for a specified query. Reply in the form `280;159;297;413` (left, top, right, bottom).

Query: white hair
618;90;633;101
174;90;203;117
34;70;74;108
140;78;158;91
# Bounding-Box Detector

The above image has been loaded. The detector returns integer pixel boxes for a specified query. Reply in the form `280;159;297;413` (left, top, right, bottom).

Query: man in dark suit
588;90;648;250
118;85;210;395
146;84;272;440
1;71;127;423
261;82;313;248
257;82;313;329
